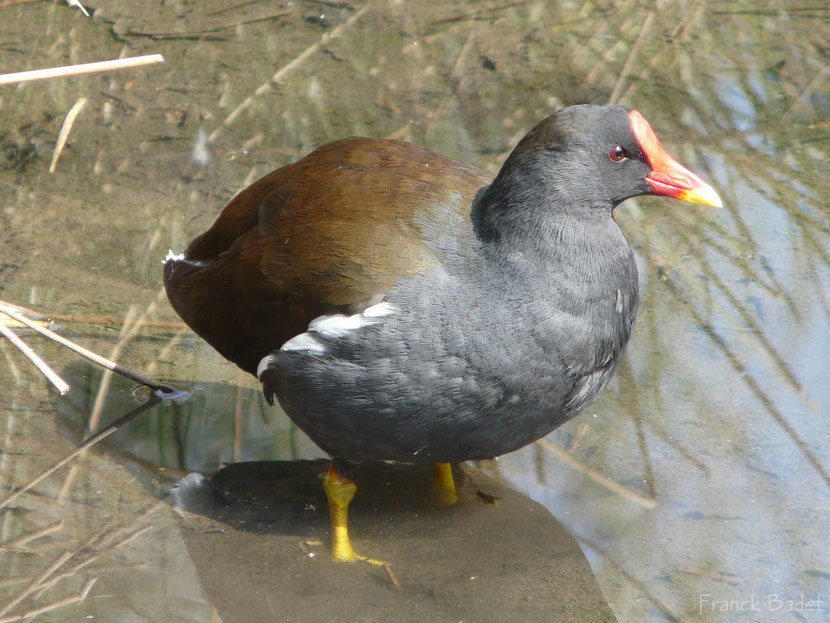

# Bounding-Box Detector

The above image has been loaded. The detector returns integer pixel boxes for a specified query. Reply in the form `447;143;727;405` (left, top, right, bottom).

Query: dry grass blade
617;0;706;104
383;564;402;590
608;11;654;105
0;397;160;511
0;305;49;329
0;551;73;616
536;438;657;509
0;339;21;384
205;0;268;16
644;418;710;476
83;305;138;436
0;302;186;329
125;10;292;39
0;301;179;395
233;369;245;462
580;536;680;622
616;358;657;496
0;577;97;623
0;522;62;552
65;0;89;17
0;0;41;7
674;228;820;417
27;508;164;604
679;567;740;586
208;3;372;143
780;65;829;122
49;96;86;173
95;501;166;551
0;54;164;86
42;315;186;329
0;322;69;394
660;276;830;488
32;523;158;600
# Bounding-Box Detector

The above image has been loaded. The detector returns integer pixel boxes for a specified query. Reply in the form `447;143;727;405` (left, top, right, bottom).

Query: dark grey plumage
261;105;642;462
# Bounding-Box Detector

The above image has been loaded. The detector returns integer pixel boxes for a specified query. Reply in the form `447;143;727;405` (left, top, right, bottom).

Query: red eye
609;146;627;162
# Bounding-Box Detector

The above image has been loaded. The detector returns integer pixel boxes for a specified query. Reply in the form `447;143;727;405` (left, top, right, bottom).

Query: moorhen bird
164;105;721;562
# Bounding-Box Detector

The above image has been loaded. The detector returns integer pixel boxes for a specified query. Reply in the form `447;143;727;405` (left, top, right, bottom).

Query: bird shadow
170;459;616;623
52;361;615;622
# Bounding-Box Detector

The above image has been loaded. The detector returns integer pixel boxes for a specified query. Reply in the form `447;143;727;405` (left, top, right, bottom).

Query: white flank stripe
308;302;398;339
280;333;327;356
309;313;367;338
277;302;398;360
362;302;399;317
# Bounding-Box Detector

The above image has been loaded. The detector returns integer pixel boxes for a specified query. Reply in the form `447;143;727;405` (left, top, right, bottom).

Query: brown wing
164;138;490;374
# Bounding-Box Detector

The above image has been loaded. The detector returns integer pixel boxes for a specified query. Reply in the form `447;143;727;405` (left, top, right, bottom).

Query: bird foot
324;463;386;565
430;462;458;506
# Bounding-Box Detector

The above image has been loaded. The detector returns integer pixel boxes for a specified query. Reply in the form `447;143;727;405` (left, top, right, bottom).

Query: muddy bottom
173;460;615;623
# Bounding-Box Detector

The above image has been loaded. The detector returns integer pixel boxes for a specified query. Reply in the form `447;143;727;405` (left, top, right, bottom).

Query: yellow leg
322;462;384;565
431;462;458;506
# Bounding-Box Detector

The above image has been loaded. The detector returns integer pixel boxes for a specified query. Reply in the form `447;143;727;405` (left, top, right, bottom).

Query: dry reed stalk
48;97;86;173
0;301;179;395
536;438;658;509
208;4;372;144
0;55;164;86
0;398;159;511
0;322;70;394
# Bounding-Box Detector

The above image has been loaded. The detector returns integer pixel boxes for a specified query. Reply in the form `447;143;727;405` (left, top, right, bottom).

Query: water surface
1;1;828;621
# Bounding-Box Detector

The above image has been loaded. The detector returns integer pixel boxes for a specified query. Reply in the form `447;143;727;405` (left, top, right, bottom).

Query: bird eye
609;146;628;162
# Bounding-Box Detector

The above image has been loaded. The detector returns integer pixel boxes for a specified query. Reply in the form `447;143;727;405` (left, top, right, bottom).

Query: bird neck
474;172;626;270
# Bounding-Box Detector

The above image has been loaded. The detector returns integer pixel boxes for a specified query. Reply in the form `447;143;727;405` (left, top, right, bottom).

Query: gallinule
164;105;721;562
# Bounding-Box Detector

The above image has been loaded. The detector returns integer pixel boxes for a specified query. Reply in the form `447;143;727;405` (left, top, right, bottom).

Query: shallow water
1;1;828;621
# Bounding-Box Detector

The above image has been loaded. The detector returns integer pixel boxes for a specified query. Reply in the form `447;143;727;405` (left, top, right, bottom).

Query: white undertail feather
164;250;185;263
163;249;209;268
256;354;279;379
278;333;327;357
